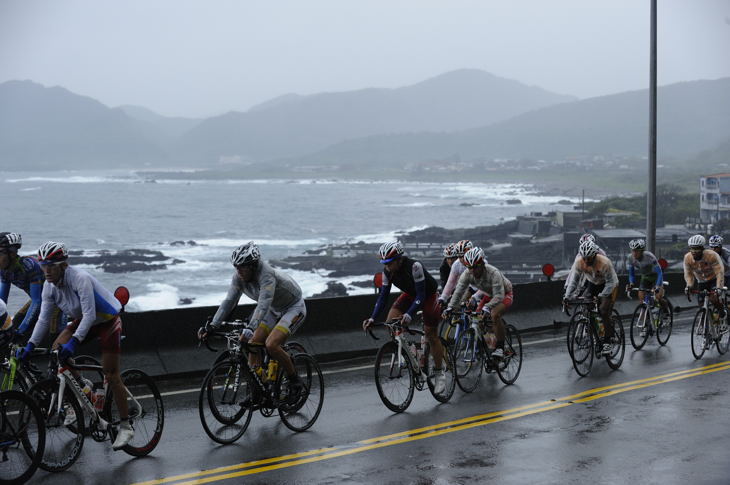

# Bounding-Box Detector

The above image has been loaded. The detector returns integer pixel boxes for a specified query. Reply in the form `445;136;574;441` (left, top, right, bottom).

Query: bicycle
198;320;324;445
688;288;730;359
366;318;456;413
0;390;45;484
28;350;164;472
564;302;621;360
627;282;673;350
445;309;522;392
563;298;625;377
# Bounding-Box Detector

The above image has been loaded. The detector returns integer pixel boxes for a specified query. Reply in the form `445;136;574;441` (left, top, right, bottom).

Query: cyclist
362;241;446;394
684;235;725;317
15;242;133;450
439;240;475;309
626;239;669;332
439;243;457;291
563;240;619;356
709;235;730;288
564;233;606;298
443;247;512;359
0;232;65;341
201;241;307;402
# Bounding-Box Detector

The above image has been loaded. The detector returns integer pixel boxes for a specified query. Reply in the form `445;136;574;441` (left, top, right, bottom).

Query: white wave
385;202;436;208
20;186;41;192
6;176;134;184
350;225;430;244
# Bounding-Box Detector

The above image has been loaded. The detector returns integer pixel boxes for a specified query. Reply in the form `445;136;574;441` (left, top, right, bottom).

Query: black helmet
0;233;22;251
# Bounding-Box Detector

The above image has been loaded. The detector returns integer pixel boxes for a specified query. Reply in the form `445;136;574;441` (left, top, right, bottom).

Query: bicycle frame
368;320;426;381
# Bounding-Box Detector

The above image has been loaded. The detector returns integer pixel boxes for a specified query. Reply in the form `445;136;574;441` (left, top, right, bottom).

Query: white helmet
578;233;595;244
442;243;457;258
231;241;260;266
0;232;21;251
688;235;706;248
709;235;723;248
463;247;486;268
37;241;68;264
454;240;473;257
378;241;404;263
579;240;599;259
628;239;646;250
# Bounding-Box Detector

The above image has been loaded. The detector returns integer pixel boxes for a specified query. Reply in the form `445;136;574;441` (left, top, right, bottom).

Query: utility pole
647;0;658;251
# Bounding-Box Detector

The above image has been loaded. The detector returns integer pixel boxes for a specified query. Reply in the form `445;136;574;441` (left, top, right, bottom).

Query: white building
700;173;730;223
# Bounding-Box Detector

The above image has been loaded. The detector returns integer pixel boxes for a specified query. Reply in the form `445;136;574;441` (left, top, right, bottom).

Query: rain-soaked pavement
26;312;730;485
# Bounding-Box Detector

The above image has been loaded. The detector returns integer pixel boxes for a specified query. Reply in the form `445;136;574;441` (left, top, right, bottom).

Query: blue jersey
0;256;44;334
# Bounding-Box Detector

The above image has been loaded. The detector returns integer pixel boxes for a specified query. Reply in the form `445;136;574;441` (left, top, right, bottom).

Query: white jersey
29;266;121;346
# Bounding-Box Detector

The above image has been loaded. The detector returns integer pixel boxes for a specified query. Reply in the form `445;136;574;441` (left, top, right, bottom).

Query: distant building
700;173;730;223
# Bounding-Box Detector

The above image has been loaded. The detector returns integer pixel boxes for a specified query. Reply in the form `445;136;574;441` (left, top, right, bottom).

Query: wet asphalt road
26;312;730;485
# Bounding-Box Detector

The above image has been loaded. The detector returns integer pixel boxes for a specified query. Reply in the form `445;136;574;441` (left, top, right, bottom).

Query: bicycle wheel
198;360;252;444
374;341;414;413
453;327;483;393
426;337;456;403
496;324;523;385
565;307;585;358
284;341;308;356
0;390;45;485
570;318;594;377
716;316;729;355
278;353;324;432
104;369;164;456
656;303;673;346
28;378;85;472
605;314;625;370
691;309;708;360
629;304;650;350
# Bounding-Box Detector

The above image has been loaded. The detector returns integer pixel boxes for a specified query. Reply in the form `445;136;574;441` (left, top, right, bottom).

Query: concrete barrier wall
110;272;689;377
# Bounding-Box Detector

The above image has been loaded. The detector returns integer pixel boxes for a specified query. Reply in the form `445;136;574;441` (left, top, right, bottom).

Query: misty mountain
175;69;576;163
117;105;201;140
0;81;164;170
301;77;730;165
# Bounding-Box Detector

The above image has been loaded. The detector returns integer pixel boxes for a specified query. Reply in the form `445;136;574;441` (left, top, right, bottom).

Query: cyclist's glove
401;313;412;325
441;307;453;320
15;342;35;361
59;337;80;361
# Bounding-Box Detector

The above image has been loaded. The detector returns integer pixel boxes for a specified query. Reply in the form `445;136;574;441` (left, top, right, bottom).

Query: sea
0;170;580;313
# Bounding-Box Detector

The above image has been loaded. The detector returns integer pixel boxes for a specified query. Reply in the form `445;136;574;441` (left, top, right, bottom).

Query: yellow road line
132;360;730;485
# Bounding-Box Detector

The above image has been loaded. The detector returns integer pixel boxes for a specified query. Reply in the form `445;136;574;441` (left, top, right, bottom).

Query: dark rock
311;281;349;298
350;279;375;288
178;297;195;305
505;199;522;205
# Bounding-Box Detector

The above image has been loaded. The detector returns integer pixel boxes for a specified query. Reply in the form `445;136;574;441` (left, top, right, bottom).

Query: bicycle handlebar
366;319;425;340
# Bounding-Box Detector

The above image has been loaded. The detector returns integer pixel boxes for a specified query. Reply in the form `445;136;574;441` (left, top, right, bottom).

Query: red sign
373;272;383;289
114;286;130;306
658;258;668;270
542;263;555;277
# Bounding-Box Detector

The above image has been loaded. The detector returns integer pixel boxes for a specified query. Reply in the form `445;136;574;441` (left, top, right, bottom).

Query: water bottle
93;388;105;411
418;335;427;369
80;378;93;402
485;331;497;350
596;315;605;338
266;360;279;382
242;328;254;341
652;307;661;327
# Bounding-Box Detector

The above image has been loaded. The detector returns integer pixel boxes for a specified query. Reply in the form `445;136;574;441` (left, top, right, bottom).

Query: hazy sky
1;0;729;118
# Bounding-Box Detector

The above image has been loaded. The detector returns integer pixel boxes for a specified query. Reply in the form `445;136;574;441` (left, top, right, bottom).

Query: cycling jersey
715;248;730;280
0;256;44;335
449;264;513;311
370;257;437;319
441;259;467;302
565;254;618;299
563;248;607;293
28;266;122;346
627;250;663;288
683;250;724;288
212;260;303;328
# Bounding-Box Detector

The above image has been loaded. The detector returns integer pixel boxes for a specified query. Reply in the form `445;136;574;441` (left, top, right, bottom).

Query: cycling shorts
66;316;122;354
258;298;306;335
477;291;513;312
392;292;441;329
638;275;658;291
587;282;618;304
